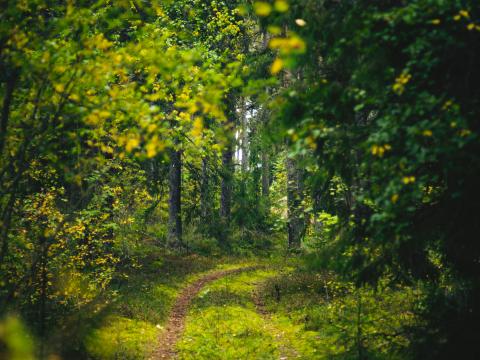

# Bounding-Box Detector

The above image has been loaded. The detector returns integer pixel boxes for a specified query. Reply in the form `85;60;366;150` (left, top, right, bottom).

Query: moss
85;316;160;360
178;305;279;359
177;269;283;359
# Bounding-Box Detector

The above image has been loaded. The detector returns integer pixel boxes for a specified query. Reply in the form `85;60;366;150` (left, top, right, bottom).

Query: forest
0;0;479;359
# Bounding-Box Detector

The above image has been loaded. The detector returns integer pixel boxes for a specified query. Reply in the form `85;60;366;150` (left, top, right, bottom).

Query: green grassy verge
176;268;282;359
84;254;263;359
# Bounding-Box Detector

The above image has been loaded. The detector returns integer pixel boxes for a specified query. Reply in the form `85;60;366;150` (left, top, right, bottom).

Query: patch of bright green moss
85;316;160;360
177;305;279;359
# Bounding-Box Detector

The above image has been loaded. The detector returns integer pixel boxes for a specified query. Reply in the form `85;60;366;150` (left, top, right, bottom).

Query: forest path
252;285;299;359
172;267;303;359
151;265;260;359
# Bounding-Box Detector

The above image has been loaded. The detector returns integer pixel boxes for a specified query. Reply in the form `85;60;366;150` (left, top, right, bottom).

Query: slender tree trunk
38;235;48;360
286;155;305;249
0;70;18;156
239;97;248;173
200;156;210;222
220;144;233;222
220;95;236;224
261;151;270;198
167;149;182;248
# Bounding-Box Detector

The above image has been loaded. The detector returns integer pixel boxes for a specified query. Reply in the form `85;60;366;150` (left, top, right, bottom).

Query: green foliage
0;315;35;360
258;0;480;356
183;225;221;255
261;270;421;359
2;0;479;358
0;0;247;354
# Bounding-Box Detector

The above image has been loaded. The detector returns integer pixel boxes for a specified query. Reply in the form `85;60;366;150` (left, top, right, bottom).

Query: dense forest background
1;0;479;359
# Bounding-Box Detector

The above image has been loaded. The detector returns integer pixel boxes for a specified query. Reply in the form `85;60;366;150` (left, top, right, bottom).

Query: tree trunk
220;144;233;222
0;70;18;156
239;97;248;173
261;151;270;198
220;95;236;224
200;156;210;222
168;149;182;248
286;155;305;249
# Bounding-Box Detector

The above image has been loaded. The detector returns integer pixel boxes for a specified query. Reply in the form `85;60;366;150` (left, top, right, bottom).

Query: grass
259;270;420;359
176;268;283;359
83;253;265;359
85;316;159;360
84;252;419;359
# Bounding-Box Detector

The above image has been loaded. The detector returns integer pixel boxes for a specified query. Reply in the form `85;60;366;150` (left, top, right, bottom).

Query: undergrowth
84;253;263;359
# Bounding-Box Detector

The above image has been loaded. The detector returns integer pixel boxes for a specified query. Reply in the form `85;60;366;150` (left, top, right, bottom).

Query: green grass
85;254;419;360
85;316;160;360
259;270;420;359
177;268;282;359
84;254;266;359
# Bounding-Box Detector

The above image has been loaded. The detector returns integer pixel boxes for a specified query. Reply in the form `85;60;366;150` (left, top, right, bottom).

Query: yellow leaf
270;58;284;75
254;2;272;17
402;176;416;184
125;137;140;152
54;83;65;93
267;26;282;35
146;143;157;158
191;117;204;138
274;0;289;12
69;93;80;102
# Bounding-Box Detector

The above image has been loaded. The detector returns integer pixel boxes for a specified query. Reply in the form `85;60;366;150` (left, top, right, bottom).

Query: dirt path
152;266;259;359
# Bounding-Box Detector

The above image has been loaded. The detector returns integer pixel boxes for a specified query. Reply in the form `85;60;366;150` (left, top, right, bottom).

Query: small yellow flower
459;10;470;18
391;194;399;204
422;130;433;137
467;23;475;30
430;19;441;25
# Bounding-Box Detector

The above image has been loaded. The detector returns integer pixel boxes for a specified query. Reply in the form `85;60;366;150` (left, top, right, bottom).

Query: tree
167;148;183;248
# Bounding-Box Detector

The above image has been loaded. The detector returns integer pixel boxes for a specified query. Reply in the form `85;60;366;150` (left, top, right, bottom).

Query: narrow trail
252;284;299;359
152;265;259;359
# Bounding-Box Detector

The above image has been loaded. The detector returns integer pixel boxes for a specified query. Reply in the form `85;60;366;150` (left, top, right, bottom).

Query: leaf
254;2;272;17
